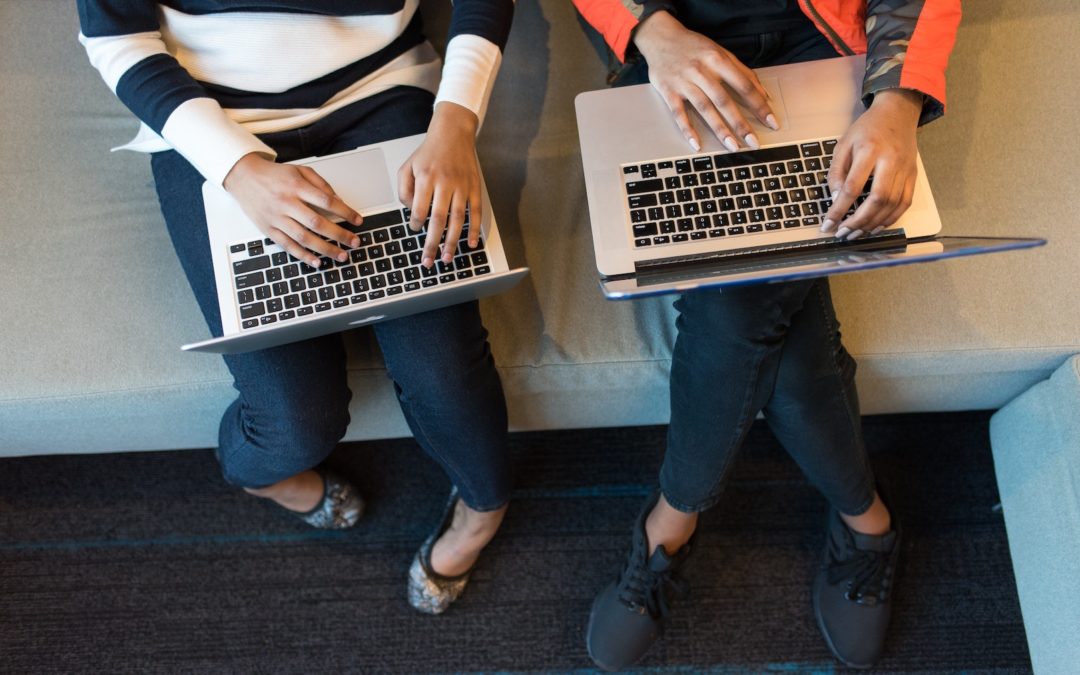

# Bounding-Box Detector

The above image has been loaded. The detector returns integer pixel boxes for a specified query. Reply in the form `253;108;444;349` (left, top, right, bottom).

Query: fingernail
351;237;360;248
766;114;779;130
723;136;739;152
847;229;865;241
311;259;321;268
835;226;851;239
422;256;433;267
689;137;701;152
337;252;348;262
871;226;884;235
744;133;760;149
353;214;363;225
821;218;836;233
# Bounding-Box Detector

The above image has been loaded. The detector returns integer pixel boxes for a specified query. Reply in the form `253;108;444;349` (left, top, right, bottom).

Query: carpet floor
0;412;1029;674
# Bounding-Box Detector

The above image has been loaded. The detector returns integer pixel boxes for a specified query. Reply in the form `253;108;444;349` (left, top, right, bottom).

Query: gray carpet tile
0;412;1029;673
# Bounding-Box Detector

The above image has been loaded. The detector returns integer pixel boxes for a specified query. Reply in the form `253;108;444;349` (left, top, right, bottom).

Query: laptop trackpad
303;147;396;211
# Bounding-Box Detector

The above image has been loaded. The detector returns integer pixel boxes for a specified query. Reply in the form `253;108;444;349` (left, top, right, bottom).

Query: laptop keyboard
228;208;491;330
622;138;870;248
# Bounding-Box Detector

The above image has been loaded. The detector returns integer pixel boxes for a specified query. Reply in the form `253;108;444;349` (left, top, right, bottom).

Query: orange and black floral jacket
572;0;962;125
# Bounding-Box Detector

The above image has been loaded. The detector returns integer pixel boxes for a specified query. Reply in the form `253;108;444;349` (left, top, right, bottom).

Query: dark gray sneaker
586;495;691;672
813;504;900;669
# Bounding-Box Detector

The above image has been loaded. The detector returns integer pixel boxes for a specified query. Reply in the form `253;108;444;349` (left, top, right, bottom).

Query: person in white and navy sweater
78;0;516;614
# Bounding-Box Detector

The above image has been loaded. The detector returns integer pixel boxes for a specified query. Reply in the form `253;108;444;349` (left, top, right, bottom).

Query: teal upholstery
990;355;1080;675
2;0;1079;456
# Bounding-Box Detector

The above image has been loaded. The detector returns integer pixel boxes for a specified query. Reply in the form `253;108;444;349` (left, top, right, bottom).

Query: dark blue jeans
615;22;876;516
150;87;512;511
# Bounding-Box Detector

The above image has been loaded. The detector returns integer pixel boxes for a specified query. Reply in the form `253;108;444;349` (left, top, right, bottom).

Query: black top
674;0;810;38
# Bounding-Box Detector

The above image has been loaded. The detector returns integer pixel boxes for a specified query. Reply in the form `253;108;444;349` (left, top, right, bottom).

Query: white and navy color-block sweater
77;0;514;186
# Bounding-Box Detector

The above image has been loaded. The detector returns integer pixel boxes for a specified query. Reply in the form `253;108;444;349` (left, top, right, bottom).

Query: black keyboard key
266;298;283;313
684;202;700;216
242;318;259;329
735;167;751;180
823;139;838;154
625;179;663;195
659;191;676;205
271;251;288;266
658;161;673;169
700;171;716;185
375;259;392;273
690;231;707;240
786;161;804;174
385;241;402;256
695;216;712;230
736;196;753;209
765;221;782;231
247;241;263;256
701;200;717;214
664;176;680;190
474;266;491;275
635;238;651;247
315;302;331;313
729;183;746;195
677;218;694;232
727;226;745;235
674;159;691;174
306;273;323;288
283;263;300;278
718;169;734;182
318;287;334;302
805;157;822;171
653;235;670;245
665;205;682;218
456;270;473;280
647;207;664;220
692;156;713;171
335;282;352;297
747;223;764;233
370;274;387;289
233;256;270;275
803;216;821;227
230;243;246;253
681;174;699;187
390;225;408;240
747;179;763;193
800;141;823;157
297;306;314;316
712;145;799;169
272;281;289;296
351;294;368;304
783;219;801;228
630;209;647;223
260;315;277;325
278;310;296;321
709;228;726;237
754;194;771;207
799;173;817;187
628;194;658;209
352;209;404;233
712;214;729;228
368;245;384;259
769;162;787;175
439;273;456;284
386;286;404;295
732;211;748;225
752;165;769;178
634;222;659;238
323;270;340;284
290;278;306;293
284;294;300;309
240;302;265;319
749;209;765;223
369;290;386;300
640;163;657;178
353;279;369;293
405;268;421;282
623;165;639;175
402;237;419;252
405;282;421;292
659;220;676;234
422;278;439;288
237;289;254;304
301;290;318;305
391;254;409;269
676;189;692;202
333;298;350;308
672;233;689;243
767;206;784;220
387;271;405;286
341;266;358;280
784;204;802;218
235;272;265;289
711;184;728;198
255;285;271;300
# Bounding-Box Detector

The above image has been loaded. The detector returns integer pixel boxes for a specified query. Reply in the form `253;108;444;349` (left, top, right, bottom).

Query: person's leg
151;148;356;521
312;87;512;579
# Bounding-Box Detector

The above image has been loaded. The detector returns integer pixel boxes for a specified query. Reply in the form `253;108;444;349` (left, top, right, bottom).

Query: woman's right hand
632;11;779;152
222;153;363;269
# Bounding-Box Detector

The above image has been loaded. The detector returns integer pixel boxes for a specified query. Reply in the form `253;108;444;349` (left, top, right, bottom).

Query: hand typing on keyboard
223;153;363;269
632;11;780;153
397;101;484;268
821;88;923;241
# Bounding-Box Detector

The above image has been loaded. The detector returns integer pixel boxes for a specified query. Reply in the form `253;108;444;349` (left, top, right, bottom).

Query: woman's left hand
398;101;483;268
822;88;924;240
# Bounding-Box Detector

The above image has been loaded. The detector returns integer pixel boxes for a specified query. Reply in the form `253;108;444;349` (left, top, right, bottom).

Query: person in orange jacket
573;1;960;670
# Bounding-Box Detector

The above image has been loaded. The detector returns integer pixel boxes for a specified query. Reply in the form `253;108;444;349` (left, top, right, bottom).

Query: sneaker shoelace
827;536;893;606
616;549;689;619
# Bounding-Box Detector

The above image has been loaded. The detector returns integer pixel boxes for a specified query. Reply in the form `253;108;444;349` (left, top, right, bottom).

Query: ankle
645;495;698;556
840;493;892;536
244;470;323;512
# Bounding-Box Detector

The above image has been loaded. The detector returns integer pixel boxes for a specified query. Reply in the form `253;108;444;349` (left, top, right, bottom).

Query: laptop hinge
634;229;908;275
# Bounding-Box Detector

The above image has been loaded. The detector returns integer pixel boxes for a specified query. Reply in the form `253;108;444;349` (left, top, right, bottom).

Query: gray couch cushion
2;1;1078;455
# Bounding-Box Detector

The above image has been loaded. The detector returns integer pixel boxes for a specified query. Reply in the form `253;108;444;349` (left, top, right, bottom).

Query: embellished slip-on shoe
407;488;473;615
290;468;364;530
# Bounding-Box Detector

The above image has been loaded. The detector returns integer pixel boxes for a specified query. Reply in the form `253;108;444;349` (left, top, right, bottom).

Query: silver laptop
575;55;1044;298
183;133;528;354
